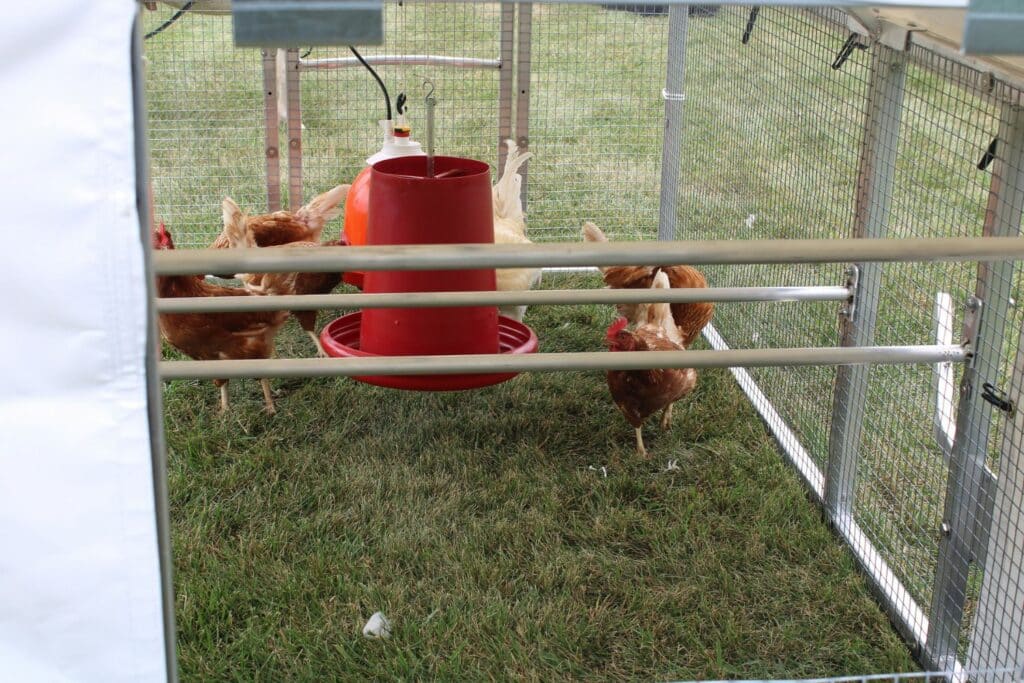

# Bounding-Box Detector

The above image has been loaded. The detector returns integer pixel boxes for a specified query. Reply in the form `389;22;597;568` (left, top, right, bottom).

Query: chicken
493;139;541;322
582;221;713;348
207;183;349;277
605;271;697;457
153;223;294;414
219;198;345;357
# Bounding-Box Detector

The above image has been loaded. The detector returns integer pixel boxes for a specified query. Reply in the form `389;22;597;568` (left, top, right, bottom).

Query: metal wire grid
677;6;869;462
523;2;669;240
142;7;266;248
851;44;1000;625
678;5;1024;668
299;1;506;228
673;668;1024;683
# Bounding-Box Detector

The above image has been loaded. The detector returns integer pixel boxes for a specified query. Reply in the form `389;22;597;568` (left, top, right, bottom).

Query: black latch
978;138;998;171
742;8;760;45
982;382;1015;415
832;33;867;70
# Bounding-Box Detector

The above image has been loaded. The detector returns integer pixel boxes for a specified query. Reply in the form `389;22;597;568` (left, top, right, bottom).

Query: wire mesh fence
142;0;1024;677
677;4;1024;672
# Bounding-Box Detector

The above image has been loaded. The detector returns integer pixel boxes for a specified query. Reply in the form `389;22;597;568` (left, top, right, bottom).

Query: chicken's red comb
605;316;629;341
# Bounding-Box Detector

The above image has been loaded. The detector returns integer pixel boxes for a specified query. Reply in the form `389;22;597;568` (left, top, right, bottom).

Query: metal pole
300;55;502;70
131;14;177;683
157;285;852;314
152;237;1024;275
968;314;1024;677
498;2;515;172
826;45;906;524
261;48;282;212
286;47;302;210
160;344;968;380
658;4;688;241
927;101;1024;670
515;2;533;203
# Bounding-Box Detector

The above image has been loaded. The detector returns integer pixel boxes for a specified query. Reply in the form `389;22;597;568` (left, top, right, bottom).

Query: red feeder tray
320;311;539;391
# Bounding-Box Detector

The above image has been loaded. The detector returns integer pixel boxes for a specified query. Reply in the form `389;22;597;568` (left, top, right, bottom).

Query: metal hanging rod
157;285;851;314
300;55;501;71
161;344;968;380
153;237;1024;276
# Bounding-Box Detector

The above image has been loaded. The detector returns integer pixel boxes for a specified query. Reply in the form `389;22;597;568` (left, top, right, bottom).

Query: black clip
977;138;998;171
982;382;1015;415
742;7;760;45
832;33;867;70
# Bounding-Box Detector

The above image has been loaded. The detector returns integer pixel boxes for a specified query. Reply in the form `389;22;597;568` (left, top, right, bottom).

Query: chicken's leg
307;330;328;358
260;378;276;414
218;382;230;414
635;427;648;458
660;404;673;430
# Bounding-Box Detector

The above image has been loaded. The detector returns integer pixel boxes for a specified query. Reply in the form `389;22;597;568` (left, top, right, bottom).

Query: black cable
300;47;313;59
349;45;391;122
144;1;195;40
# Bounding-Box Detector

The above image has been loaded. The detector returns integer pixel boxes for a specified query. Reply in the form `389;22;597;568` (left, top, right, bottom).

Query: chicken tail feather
640;271;683;346
221;197;251;248
581;221;608;243
493;139;532;225
295;183;350;234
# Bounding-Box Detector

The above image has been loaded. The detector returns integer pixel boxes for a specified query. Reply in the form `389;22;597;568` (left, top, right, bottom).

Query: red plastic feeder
322;155;539;391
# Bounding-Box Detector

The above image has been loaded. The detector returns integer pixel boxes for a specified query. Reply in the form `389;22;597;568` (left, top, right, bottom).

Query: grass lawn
163;275;916;680
141;2;1019;678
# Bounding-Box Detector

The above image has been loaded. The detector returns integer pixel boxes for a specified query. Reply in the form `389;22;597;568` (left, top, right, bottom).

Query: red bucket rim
320;311;538;391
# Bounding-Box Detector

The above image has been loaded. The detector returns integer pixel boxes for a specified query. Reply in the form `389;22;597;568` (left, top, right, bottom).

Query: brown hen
219;198;346;357
153;223;293;414
605;271;697;457
582;221;713;348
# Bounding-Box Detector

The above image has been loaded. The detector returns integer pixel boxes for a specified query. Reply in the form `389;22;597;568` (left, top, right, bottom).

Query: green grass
163;275;916;681
143;2;1020;678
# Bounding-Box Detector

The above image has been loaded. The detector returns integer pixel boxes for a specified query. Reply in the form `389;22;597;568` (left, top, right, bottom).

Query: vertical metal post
131;13;178;683
927;101;1024;670
515;2;533;204
968;314;1024;678
497;2;516;172
826;46;907;520
657;4;688;241
286;47;303;210
262;48;282;212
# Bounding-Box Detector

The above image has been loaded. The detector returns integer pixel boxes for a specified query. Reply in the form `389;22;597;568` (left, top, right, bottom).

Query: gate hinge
839;265;860;321
962;295;983;370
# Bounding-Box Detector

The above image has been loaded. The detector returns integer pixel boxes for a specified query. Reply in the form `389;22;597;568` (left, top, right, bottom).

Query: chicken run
137;1;1024;681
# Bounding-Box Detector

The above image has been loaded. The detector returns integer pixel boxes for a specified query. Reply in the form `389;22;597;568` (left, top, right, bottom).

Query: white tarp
0;1;169;681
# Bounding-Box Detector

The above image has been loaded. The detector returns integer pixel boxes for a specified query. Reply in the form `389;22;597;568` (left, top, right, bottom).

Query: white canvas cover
0;1;169;681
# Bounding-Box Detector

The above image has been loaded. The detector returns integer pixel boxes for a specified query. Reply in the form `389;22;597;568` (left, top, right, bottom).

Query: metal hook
423;79;436;102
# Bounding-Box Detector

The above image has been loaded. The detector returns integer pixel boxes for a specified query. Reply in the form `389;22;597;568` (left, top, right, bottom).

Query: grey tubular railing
153;237;1024;276
161;346;969;380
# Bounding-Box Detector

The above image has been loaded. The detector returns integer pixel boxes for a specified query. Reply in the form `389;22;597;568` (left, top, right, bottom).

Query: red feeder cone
321;155;538;391
361;156;499;355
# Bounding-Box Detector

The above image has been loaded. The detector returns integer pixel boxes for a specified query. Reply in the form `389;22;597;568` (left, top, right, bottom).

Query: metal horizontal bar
299;55;501;71
152;238;1024;276
157;285;851;313
160;345;968;380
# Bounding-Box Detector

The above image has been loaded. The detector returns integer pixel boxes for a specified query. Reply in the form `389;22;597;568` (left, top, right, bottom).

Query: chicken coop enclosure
143;1;1024;680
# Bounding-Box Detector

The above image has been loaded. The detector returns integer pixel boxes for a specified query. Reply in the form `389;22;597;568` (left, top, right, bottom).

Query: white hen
493;139;540;322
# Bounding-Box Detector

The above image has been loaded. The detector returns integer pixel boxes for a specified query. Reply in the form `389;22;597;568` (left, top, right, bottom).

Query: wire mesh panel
522;3;670;241
677;5;1024;667
678;6;869;466
299;2;506;224
143;6;266;248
